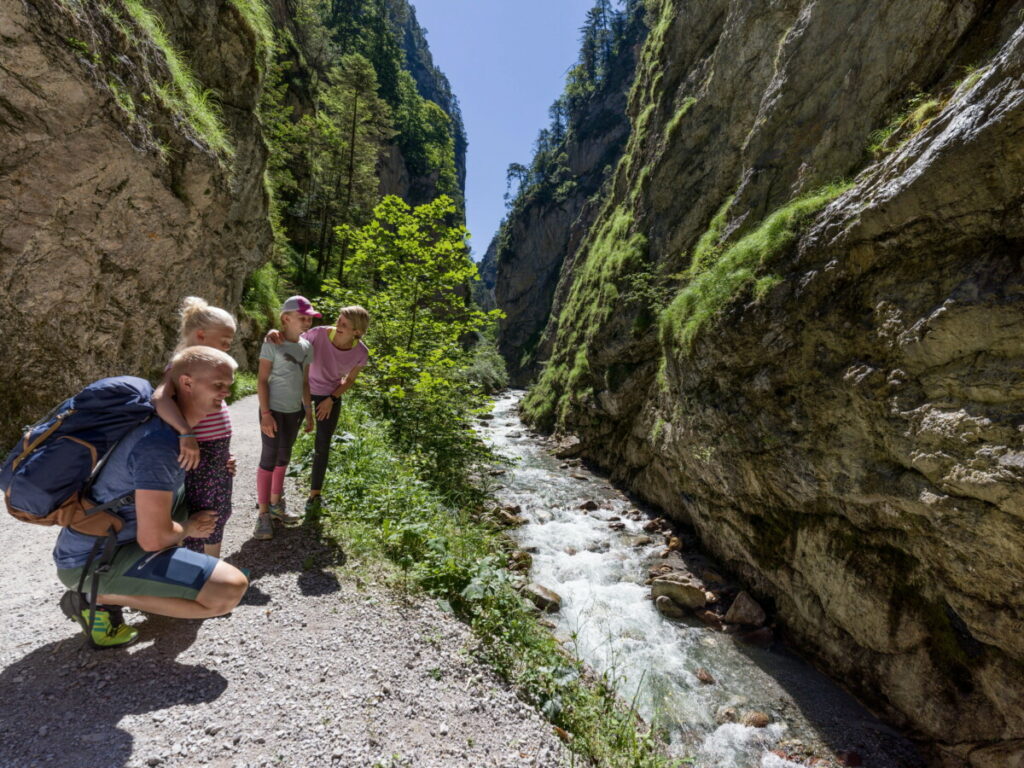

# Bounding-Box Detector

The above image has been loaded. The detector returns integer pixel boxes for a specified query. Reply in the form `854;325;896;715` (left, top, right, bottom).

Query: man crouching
53;347;248;648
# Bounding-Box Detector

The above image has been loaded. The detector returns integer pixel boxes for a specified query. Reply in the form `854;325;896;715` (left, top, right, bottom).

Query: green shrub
463;338;509;394
228;371;258;403
660;182;851;350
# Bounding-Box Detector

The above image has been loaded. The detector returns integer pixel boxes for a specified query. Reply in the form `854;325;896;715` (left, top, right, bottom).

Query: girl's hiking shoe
59;590;139;649
269;498;303;527
304;496;324;516
253;513;274;540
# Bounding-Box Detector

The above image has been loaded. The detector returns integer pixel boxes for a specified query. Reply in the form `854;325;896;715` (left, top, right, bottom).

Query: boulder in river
742;711;771;728
651;575;706;609
578;500;599;511
655;595;687;619
696;668;716;685
553;435;582;458
523;583;562;613
724;591;767;626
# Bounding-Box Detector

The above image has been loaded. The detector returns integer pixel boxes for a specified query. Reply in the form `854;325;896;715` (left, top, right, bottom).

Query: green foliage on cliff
122;0;233;156
522;204;647;429
659;182;851;350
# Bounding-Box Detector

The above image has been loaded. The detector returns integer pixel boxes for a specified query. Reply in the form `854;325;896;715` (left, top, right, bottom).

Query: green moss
686;195;733;276
107;79;136;119
123;0;233;156
228;0;274;71
659;182;851;351
664;96;696;139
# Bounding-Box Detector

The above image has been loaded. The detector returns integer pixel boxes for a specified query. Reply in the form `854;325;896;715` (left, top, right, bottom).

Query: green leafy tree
323;194;500;495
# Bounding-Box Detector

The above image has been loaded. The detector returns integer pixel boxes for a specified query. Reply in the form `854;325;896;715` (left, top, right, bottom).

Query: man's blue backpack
1;376;155;537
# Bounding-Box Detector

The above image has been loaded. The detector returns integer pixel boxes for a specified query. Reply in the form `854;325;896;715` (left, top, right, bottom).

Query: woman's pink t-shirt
302;326;369;397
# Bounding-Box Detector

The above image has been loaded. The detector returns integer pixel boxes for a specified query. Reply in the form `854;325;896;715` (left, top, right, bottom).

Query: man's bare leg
97;561;247;619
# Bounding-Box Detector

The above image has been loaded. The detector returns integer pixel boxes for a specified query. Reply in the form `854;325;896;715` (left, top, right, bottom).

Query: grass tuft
660;182;851;350
122;0;233;156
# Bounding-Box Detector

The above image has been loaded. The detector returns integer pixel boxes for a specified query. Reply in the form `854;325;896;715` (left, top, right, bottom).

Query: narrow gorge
494;1;1024;766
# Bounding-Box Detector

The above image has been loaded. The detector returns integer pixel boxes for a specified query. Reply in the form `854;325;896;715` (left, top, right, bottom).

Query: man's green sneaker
59;591;139;649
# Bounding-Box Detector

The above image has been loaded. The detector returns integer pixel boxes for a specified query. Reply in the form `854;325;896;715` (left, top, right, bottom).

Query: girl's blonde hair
338;305;370;335
176;296;236;352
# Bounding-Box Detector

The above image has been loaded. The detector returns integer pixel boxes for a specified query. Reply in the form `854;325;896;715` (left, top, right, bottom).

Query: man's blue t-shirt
52;419;183;569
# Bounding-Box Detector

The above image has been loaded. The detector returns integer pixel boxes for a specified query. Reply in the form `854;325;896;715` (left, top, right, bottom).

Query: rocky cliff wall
513;1;1024;764
0;0;272;443
494;31;642;385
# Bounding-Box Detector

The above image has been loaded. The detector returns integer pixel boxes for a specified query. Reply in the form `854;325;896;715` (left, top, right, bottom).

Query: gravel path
0;394;565;768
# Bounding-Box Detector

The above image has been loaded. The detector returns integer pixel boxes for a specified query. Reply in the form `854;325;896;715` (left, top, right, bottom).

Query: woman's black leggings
258;409;305;471
310;395;342;492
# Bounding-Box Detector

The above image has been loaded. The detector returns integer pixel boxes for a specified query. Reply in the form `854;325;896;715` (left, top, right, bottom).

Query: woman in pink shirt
266;306;369;516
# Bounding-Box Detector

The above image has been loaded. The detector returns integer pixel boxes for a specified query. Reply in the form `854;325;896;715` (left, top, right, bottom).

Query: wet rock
523;583;562;613
507;431;523;438
724;592;766;626
701;569;724;584
704;591;719;604
738;627;774;648
477;413;494;421
493;507;526;527
696;668;716;685
578;500;599;511
564;546;578;556
837;750;863;767
508;550;533;573
552;435;582;458
655;595;687;619
694;609;724;631
642;518;665;533
715;706;738;724
651;575;706;609
665;535;683;551
633;535;653;547
488;469;507;476
609;521;626;531
742;711;770;728
607;515;621;522
570;473;588;481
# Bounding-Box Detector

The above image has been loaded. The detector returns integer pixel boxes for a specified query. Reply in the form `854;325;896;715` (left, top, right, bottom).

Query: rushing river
480;391;924;768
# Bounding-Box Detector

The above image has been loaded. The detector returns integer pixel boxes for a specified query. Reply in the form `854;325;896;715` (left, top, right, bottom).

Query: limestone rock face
0;0;271;442
505;0;1024;762
494;16;643;386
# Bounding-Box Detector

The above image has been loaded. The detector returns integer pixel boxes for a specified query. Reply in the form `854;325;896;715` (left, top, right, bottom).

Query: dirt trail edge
0;394;564;768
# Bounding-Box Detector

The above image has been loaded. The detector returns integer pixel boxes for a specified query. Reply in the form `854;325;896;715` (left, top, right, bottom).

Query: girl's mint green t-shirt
259;338;312;412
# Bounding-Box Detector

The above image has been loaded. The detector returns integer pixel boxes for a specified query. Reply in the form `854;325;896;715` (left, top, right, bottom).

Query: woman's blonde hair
176;296;236;352
337;305;370;335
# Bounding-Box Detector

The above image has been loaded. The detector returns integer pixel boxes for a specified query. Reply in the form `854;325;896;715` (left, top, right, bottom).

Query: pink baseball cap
280;295;321;317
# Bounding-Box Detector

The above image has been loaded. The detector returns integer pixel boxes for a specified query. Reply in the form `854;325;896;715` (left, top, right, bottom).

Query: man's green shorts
57;542;218;600
56;492;218;600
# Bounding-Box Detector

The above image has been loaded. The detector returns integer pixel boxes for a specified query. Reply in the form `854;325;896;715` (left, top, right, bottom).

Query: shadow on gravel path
0;618;224;768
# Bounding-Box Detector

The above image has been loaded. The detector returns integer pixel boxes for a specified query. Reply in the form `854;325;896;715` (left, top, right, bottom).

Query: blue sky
408;0;598;259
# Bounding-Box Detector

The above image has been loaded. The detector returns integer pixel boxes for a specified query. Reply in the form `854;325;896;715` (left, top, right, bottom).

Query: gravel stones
0;395;565;767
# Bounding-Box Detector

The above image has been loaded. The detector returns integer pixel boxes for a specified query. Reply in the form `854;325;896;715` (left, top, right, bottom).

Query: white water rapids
479;391;924;768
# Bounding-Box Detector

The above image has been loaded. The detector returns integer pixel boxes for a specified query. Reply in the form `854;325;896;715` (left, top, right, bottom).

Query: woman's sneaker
269;498;303;527
253;513;274;540
59;590;139;649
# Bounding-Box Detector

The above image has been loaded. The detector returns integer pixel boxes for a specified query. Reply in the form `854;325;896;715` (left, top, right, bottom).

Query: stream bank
482;390;927;768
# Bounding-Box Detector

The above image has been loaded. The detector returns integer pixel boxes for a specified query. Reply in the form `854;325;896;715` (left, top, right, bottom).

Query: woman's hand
316;397;334;421
178;436;200;470
260;411;277;438
264;329;284;345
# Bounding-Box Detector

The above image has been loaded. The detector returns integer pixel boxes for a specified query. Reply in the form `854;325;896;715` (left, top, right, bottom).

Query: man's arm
152;375;200;470
135;490;216;551
135;490;185;551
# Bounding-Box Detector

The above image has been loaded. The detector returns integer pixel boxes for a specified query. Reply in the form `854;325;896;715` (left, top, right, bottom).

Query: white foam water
478;390;923;768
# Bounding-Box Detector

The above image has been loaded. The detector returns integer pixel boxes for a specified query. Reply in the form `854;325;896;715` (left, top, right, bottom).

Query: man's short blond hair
169;345;238;380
